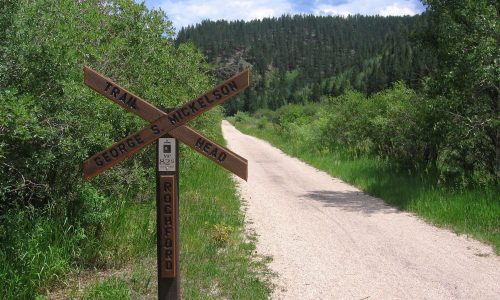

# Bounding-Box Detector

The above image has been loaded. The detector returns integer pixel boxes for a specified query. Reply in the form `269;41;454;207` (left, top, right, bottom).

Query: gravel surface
222;120;500;300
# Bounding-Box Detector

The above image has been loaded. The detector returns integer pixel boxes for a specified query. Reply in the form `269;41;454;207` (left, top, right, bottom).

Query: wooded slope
177;14;435;113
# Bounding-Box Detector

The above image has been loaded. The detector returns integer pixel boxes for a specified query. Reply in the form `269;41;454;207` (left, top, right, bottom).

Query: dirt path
221;120;499;300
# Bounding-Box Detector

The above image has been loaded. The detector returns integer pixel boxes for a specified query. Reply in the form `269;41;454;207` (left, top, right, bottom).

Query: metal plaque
158;138;176;172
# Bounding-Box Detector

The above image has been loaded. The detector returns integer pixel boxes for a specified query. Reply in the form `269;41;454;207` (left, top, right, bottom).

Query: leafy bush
421;0;499;187
320;83;432;165
365;82;431;166
210;224;234;247
253;108;278;124
271;78;496;187
233;111;251;123
0;0;213;297
321;90;371;155
275;104;309;128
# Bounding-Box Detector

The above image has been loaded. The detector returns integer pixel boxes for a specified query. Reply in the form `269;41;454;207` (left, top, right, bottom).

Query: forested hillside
177;14;435;113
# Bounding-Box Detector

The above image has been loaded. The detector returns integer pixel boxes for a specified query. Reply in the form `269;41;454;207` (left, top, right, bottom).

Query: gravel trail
221;120;500;300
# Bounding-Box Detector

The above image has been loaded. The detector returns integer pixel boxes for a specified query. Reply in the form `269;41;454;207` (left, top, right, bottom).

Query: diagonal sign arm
83;67;248;180
83;69;250;179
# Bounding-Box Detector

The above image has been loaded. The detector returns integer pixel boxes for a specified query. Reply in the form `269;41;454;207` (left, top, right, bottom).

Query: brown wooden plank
157;138;180;298
83;69;249;179
83;67;247;180
158;175;177;278
84;66;165;121
171;126;248;180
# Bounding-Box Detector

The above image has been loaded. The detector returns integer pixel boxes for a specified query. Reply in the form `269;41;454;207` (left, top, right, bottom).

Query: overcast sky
142;0;426;31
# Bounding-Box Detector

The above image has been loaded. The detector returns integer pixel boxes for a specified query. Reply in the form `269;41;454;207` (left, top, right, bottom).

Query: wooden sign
159;175;177;278
83;67;247;180
82;67;250;300
83;67;249;180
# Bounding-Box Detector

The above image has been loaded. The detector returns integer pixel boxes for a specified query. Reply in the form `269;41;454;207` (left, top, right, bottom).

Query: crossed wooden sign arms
82;67;249;180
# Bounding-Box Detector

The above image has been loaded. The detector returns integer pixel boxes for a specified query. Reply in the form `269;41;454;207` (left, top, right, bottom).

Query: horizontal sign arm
83;67;247;180
83;69;250;179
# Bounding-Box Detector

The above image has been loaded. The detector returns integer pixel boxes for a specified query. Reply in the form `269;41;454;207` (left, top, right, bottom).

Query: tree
421;0;499;185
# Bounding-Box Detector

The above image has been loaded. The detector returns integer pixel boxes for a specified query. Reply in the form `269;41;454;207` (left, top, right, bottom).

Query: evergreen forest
177;14;436;113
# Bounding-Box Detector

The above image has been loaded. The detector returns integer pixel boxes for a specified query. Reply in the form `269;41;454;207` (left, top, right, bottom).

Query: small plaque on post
159;138;176;172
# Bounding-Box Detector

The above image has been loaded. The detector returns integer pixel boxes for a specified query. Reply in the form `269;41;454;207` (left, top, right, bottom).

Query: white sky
142;0;426;31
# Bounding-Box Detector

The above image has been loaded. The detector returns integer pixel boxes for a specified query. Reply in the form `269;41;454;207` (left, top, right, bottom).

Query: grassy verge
52;125;272;299
231;119;500;254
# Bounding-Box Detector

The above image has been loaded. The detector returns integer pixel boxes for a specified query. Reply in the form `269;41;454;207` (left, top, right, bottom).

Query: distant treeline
177;14;435;113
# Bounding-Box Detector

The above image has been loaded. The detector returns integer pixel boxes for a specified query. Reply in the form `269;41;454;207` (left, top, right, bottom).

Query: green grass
81;277;131;300
232;119;500;254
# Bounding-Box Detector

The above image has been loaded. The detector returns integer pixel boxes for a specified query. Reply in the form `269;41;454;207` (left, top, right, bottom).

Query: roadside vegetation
229;82;499;254
0;0;270;298
0;0;497;297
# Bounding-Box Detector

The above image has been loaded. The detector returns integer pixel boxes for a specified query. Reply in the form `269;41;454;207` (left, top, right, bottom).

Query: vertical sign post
157;135;180;299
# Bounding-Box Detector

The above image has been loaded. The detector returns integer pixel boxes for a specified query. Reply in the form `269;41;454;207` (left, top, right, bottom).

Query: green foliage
236;68;497;189
233;111;251;123
322;83;432;166
0;0;213;297
420;0;499;186
183;1;498;187
253;108;277;124
322;90;372;155
210;223;234;247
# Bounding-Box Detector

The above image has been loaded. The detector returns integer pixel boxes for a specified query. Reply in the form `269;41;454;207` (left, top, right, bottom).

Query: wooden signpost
157;135;180;298
82;67;250;299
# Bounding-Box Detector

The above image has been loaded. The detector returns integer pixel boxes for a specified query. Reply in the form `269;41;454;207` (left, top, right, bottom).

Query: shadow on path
303;190;399;216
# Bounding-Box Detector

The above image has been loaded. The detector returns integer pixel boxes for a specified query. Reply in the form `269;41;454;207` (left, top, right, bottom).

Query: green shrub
210;224;234;247
253;108;278;124
275;104;311;130
0;0;213;297
233;111;251;123
321;90;372;156
320;83;432;165
421;0;499;187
